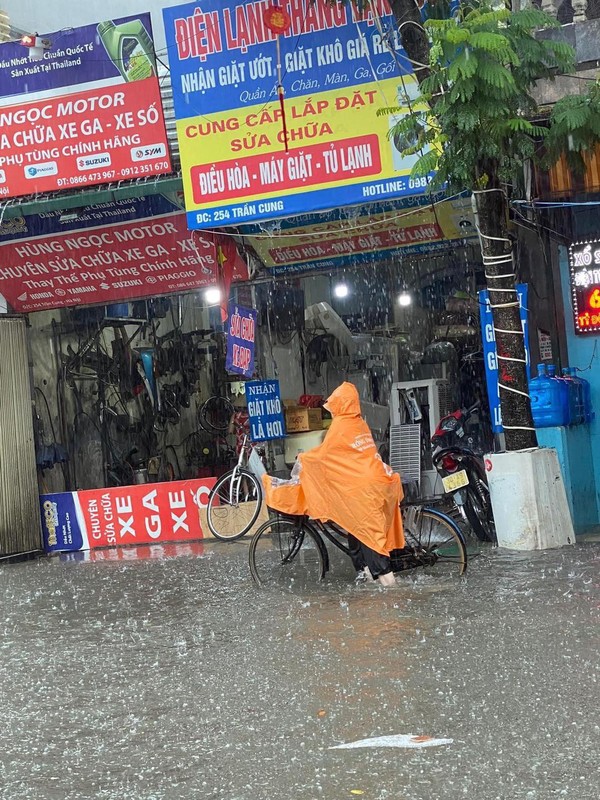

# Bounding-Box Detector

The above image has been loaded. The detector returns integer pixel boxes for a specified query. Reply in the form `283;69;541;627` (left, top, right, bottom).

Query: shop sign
0;211;248;313
569;239;600;335
162;0;432;230
225;303;257;378
246;380;286;441
245;197;476;272
40;478;216;553
479;284;530;434
0;14;171;199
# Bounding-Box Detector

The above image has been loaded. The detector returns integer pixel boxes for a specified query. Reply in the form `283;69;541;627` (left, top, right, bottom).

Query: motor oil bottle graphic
97;19;156;82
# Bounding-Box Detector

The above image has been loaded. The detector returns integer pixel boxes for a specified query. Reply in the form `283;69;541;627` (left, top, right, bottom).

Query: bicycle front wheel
207;468;262;541
249;518;326;588
398;507;467;577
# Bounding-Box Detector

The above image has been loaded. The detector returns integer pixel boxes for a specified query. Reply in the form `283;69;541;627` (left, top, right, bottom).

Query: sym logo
131;143;167;162
24;161;58;178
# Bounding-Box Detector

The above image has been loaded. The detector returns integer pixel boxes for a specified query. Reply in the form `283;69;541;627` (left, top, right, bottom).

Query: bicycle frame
287;504;466;572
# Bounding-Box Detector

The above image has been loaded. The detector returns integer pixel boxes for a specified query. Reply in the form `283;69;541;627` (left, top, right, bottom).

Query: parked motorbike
431;403;496;544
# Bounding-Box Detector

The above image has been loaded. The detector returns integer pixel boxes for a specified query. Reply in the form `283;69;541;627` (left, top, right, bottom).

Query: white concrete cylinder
486;447;575;550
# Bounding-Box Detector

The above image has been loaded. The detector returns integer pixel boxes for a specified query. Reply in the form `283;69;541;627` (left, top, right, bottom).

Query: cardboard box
285;406;323;433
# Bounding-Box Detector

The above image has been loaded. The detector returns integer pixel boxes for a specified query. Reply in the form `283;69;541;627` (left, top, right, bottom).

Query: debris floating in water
330;733;453;750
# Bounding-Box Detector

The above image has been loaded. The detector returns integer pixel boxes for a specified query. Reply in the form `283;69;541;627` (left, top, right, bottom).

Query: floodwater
1;539;599;799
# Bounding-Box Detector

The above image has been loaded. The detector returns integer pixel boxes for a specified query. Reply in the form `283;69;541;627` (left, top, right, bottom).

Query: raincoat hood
324;382;361;418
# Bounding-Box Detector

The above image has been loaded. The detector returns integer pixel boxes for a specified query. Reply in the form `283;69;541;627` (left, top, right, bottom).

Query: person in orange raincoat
264;382;404;586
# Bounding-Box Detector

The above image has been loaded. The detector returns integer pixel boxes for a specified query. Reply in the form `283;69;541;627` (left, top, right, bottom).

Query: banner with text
41;478;217;552
225;303;257;378
247;197;476;273
162;0;431;229
480;284;530;434
246;380;286;441
0;209;248;312
0;13;171;199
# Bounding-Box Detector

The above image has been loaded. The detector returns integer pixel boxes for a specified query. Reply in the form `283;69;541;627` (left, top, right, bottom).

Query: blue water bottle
547;365;571;425
561;368;583;425
574;369;595;423
563;368;584;425
530;364;565;427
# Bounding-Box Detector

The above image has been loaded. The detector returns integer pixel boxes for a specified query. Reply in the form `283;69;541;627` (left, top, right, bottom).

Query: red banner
0;212;248;312
0;77;171;199
189;135;382;204
77;478;216;549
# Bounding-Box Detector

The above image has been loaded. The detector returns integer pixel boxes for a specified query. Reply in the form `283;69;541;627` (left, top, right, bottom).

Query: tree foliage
390;2;600;192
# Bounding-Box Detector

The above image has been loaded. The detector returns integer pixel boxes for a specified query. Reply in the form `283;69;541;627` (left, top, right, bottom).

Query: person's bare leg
377;571;396;587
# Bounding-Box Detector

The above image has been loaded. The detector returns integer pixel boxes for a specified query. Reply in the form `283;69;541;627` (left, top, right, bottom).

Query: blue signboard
162;1;436;230
0;194;180;244
480;283;530;433
225;303;257;378
40;493;85;553
246;379;286;441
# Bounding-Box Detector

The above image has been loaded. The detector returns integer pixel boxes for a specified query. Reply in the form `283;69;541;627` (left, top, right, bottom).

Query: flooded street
1;540;599;800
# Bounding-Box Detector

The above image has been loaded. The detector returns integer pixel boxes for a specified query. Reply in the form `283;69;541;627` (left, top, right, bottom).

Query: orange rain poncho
263;382;405;555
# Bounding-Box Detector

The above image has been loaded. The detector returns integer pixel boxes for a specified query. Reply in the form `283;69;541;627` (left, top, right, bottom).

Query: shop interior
29;235;492;499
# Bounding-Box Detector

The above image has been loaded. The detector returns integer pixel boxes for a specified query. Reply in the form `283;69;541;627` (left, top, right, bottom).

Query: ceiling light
333;282;349;299
204;287;222;305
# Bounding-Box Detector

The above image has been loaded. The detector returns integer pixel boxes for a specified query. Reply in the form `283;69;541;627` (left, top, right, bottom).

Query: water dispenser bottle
573;369;595;423
530;364;568;427
547;365;571;425
562;368;584;425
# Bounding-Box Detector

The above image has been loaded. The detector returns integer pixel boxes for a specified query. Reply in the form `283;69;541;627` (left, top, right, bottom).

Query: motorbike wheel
463;484;496;544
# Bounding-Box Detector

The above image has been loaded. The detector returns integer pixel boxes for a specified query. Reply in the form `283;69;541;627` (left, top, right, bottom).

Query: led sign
570;239;600;334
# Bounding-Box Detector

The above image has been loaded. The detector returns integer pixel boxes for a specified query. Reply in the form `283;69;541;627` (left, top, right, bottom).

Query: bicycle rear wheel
199;395;234;435
396;507;467;577
207;468;262;541
249;518;326;588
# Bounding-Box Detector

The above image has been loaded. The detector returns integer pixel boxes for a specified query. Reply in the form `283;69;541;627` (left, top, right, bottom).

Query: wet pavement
1;539;599;800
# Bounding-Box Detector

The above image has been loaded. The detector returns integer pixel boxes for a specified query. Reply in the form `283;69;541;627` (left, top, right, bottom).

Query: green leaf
463;8;510;27
445;27;470;46
448;48;478;81
476;58;515;92
552;103;591;130
469;31;511;53
411;149;440;178
509;9;560;31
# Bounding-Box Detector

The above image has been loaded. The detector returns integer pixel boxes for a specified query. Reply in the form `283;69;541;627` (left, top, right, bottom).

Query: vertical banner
162;1;433;230
0;14;171;199
225;303;257;378
246;380;286;441
480;284;530;433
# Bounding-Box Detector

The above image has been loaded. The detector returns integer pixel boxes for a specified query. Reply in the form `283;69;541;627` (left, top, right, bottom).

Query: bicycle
206;435;265;541
248;501;467;587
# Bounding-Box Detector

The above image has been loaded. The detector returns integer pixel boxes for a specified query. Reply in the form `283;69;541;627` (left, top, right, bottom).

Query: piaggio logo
131;143;167;162
24;161;58;178
77;153;112;171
